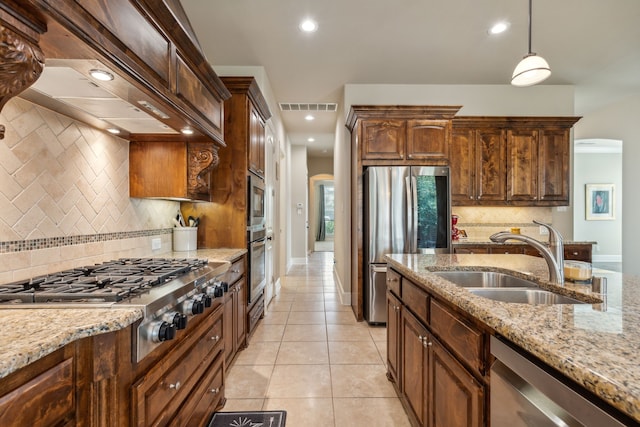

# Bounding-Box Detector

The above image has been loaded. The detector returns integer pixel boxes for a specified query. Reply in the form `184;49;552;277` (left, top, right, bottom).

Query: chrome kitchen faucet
490;220;564;285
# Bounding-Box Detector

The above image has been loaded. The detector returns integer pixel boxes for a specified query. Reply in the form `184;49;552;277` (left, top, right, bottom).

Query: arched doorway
309;174;334;252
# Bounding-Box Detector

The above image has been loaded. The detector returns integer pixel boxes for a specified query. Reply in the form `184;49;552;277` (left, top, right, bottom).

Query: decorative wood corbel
0;24;45;139
187;142;219;200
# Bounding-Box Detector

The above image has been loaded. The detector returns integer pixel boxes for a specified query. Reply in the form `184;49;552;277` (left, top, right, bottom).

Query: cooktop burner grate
0;257;209;304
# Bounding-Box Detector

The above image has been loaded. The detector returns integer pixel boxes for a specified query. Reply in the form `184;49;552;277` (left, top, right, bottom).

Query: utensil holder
173;227;198;251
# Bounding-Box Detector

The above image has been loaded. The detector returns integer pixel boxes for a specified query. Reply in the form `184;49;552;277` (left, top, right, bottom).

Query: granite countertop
453;239;597;246
385;253;638;422
0;248;246;380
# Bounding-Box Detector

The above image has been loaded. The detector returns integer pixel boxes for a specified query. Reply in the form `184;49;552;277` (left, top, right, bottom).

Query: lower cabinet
221;255;247;368
132;304;225;426
0;350;75;427
388;268;487;427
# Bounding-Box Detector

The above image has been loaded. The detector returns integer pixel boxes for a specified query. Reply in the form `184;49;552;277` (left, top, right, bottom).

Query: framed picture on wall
586;184;615;220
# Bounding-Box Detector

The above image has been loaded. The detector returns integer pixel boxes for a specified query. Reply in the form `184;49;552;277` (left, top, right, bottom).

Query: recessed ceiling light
299;19;318;33
106;128;121;134
308;137;315;142
488;21;509;35
89;69;114;81
181;127;194;135
305;114;315;121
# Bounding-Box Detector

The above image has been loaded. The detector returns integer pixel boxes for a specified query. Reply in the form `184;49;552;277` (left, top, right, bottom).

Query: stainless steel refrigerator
364;166;451;324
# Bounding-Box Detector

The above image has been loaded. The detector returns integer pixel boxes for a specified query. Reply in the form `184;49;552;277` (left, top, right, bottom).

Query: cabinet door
507;129;538;202
234;278;247;352
450;127;475;203
475;128;506;202
386;290;402;385
361;119;406;160
429;338;484;427
248;103;265;176
401;310;429;427
407;120;449;161
223;290;234;365
538;128;570;203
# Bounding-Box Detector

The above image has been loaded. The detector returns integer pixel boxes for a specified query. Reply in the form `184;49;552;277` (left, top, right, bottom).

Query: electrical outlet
539;226;549;235
151;238;161;250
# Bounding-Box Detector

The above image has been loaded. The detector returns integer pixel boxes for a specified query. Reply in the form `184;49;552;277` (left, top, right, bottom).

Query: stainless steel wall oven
247;172;266;304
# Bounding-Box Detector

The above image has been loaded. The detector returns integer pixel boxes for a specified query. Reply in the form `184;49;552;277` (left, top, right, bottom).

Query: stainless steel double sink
431;271;587;305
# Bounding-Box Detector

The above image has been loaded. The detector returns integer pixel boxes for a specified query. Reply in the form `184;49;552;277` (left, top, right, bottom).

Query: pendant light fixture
511;0;551;87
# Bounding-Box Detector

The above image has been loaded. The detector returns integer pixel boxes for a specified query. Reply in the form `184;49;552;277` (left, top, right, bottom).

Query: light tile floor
221;251;411;426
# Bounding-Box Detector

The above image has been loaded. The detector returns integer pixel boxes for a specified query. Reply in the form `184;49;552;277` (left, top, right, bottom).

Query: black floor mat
208;410;286;427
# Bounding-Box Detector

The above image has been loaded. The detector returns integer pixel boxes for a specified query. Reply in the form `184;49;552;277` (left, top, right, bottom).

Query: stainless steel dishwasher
490;336;632;427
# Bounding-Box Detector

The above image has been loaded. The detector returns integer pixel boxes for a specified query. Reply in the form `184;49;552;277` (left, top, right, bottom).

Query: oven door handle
251;239;266;249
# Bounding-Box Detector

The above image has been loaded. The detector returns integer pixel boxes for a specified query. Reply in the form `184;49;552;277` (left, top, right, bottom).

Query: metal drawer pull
169;381;181;390
210;387;219;394
210;335;220;342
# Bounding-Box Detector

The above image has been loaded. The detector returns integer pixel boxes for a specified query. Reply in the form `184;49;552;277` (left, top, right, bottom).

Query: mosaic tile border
0;229;173;254
458;223;539;227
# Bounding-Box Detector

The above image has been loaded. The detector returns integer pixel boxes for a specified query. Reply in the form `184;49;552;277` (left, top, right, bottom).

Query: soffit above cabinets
27;65;178;135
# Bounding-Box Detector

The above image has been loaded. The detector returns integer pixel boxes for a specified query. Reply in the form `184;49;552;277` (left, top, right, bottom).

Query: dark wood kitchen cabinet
346;105;461;321
129;141;219;201
2;0;231;143
386;289;402;385
453;242;593;263
181;76;271;249
347;106;461;165
451;123;506;204
387;267;488;427
220;254;247;369
451;117;580;206
0;347;76;427
132;304;225;426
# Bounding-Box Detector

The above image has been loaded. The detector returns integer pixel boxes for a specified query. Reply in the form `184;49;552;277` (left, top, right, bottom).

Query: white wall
574;94;640;273
337;84;577;292
333;98;351;303
573;151;622;261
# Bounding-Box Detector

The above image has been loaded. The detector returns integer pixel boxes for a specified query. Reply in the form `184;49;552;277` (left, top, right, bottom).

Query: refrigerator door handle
411;175;418;253
405;176;413;252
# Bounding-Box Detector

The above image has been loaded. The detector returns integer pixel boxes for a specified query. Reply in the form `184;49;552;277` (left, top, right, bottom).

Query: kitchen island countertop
0;248;246;380
385;253;639;423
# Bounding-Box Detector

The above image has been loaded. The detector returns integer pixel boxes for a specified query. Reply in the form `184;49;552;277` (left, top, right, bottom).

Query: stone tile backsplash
452;206;553;241
0;98;179;282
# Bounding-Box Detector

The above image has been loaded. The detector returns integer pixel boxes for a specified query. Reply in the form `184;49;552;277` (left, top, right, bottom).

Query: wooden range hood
0;0;231;144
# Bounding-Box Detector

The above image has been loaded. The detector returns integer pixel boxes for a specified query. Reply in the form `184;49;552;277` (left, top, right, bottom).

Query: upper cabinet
0;0;231;143
346;106;462;165
180;77;271;248
451;117;581;206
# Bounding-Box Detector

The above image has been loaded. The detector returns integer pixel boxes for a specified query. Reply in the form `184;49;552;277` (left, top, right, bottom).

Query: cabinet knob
387;277;398;282
572;251;579;256
210;335;220;342
169;381;181;391
210;387;220;394
470;196;473;199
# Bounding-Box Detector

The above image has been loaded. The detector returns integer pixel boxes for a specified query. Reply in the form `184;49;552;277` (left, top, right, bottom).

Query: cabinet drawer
132;306;224;426
170;352;225;427
454;247;490;255
223;256;246;285
564;246;592;262
386;269;401;296
403;279;429;325
490;245;524;255
430;299;485;375
0;357;74;427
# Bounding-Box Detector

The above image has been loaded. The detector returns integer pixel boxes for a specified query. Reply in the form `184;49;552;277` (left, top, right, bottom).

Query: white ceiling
181;0;640;157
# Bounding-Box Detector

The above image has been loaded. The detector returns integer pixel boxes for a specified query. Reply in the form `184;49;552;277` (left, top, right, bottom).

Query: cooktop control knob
145;320;177;343
205;285;224;298
195;293;212;308
181;298;204;315
163;311;187;330
221;281;229;292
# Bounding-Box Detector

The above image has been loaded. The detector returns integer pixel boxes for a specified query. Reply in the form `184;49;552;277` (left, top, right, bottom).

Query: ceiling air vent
279;103;338;112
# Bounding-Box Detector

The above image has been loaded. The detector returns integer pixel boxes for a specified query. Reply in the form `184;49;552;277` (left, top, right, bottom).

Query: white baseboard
333;264;351;306
592;254;622;263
